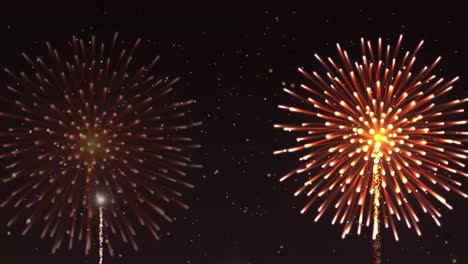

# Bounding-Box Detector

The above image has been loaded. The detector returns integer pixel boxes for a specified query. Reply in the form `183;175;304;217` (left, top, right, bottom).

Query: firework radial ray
0;33;201;255
274;35;468;241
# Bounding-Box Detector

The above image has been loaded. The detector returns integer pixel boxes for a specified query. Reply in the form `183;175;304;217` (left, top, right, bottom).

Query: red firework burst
0;33;201;255
274;35;468;241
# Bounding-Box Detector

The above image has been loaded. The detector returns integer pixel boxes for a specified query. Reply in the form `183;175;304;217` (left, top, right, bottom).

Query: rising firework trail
0;33;202;261
274;35;467;262
97;193;105;264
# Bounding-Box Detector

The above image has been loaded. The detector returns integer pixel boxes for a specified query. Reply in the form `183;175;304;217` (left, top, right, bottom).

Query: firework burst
0;33;201;256
274;35;468;241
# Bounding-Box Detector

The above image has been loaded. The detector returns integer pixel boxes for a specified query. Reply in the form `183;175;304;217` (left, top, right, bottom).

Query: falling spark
275;35;468;242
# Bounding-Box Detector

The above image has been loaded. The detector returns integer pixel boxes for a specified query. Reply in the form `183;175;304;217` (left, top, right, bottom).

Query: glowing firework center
351;103;401;160
61;125;115;171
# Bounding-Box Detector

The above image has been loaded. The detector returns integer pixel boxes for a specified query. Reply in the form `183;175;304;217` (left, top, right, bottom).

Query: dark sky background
0;8;467;264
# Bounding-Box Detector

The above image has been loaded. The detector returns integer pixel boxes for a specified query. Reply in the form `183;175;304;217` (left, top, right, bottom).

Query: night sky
0;8;467;264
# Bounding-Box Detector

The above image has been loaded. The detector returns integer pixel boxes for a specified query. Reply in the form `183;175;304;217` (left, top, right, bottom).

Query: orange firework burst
274;35;468;241
0;33;201;255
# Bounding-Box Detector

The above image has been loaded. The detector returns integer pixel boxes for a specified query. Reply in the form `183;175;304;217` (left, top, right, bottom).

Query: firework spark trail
372;148;382;264
0;33;201;255
371;145;382;240
99;206;104;264
373;234;381;264
274;34;468;242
